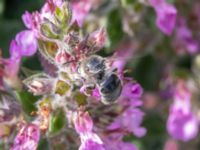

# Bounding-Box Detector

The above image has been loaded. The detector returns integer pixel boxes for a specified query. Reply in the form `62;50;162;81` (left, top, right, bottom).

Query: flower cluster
3;0;200;149
167;80;199;141
0;0;146;149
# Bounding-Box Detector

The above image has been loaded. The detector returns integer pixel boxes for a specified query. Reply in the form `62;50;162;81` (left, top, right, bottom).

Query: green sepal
40;23;59;39
48;108;66;135
73;91;87;106
55;80;71;96
15;91;40;115
38;39;58;63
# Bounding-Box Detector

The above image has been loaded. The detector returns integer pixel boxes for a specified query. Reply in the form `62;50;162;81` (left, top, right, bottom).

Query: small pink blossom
149;0;177;35
122;82;143;100
167;81;199;141
108;107;146;138
55;50;71;64
14;30;37;56
91;88;101;100
22;11;41;37
173;17;199;55
11;124;40;150
79;134;105;150
78;128;104;150
22;11;33;29
71;0;92;26
74;111;105;150
89;28;106;49
74;111;93;134
167;111;199;142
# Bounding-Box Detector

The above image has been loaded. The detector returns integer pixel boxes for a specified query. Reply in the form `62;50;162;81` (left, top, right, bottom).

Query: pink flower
22;11;33;29
167;111;199;142
55;50;71;64
108;107;146;138
71;0;92;26
14;30;37;56
11;124;40;150
22;11;41;37
79;133;105;150
1;41;22;89
167;81;199;141
74;112;93;134
173;17;199;55
149;0;177;35
91;87;101;101
74;111;105;150
89;28;106;49
122;82;143;100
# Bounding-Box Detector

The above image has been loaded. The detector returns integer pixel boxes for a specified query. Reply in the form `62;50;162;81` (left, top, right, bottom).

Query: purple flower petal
79;139;105;150
122;83;143;99
22;11;33;29
15;30;37;56
167;111;199;142
71;0;92;26
74;112;93;134
150;0;177;35
167;81;199;141
11;124;40;150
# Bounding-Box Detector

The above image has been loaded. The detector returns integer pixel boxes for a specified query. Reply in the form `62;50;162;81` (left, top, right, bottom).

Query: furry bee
77;55;122;104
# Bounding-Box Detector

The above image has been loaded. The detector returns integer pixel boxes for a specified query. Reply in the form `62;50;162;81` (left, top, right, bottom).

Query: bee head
84;55;105;75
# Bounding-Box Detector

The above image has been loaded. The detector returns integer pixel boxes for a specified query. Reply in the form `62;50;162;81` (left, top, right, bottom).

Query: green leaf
0;0;4;17
132;54;162;91
15;91;40;115
49;108;66;135
121;0;136;6
107;9;124;50
62;2;72;24
37;138;49;150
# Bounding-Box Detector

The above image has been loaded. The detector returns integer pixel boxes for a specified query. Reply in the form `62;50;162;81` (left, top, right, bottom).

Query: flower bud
88;28;106;50
55;50;72;64
23;73;53;95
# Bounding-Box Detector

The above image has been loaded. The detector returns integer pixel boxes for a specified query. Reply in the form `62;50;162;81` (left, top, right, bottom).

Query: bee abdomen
100;74;122;104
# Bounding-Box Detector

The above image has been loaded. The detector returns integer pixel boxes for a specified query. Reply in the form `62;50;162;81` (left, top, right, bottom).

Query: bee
77;55;122;105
